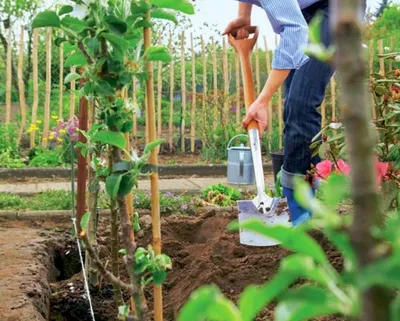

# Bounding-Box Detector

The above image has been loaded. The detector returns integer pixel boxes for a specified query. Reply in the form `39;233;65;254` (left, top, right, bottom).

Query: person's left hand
241;98;268;136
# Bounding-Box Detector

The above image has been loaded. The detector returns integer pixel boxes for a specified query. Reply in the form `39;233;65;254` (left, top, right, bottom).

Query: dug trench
0;211;346;321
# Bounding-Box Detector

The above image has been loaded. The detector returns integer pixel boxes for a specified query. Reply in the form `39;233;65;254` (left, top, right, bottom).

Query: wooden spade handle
228;26;259;131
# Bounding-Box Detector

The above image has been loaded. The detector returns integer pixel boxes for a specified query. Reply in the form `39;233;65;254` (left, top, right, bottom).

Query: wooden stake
235;52;241;125
369;39;376;120
330;77;336;121
69;66;76;119
190;33;196;153
17;25;27;146
42;28;52;148
222;38;229;124
168;32;174;151
180;31;186;153
321;99;326;128
30;29;39;148
212;36;217;101
144;5;163;321
132;77;137;140
264;36;273;147
201;36;207;111
145;90;149;144
5;28;12;125
378;39;385;77
255;42;260;94
157;35;163;139
59;31;64;120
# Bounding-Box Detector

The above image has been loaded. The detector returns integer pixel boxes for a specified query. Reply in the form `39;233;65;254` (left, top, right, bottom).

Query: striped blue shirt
238;0;319;69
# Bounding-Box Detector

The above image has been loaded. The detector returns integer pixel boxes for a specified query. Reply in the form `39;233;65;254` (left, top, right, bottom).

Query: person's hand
242;98;268;136
222;16;251;39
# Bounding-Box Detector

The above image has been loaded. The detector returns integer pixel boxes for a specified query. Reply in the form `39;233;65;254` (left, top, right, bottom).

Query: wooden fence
0;27;396;153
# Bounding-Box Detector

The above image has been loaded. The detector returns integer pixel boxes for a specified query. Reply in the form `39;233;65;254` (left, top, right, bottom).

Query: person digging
223;0;334;226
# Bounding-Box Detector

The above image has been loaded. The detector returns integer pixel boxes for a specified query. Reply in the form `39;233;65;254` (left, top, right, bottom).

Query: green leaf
118;305;130;319
59;5;73;16
54;37;67;46
133;212;141;231
178;285;241;321
357;256;400;289
131;0;152;14
275;285;345;321
152;270;167;285
61;16;90;34
144;138;165;154
92;130;126;149
118;174;135;197
104;15;128;34
64;72;82;84
143;45;171;62
95;80;114;96
274;170;283;197
32;11;61;29
239;270;297;321
121;121;133;133
80;212;91;232
119;248;127;255
133;19;153;29
308;12;323;44
324;229;356;272
101;32;129;52
64;51;88;67
106;174;123;199
320;173;350;208
87;37;99;55
150;0;195;14
390;294;400;321
150;8;178;24
228;219;328;264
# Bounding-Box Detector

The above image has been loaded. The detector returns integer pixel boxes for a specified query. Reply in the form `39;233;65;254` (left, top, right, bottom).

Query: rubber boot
282;186;316;227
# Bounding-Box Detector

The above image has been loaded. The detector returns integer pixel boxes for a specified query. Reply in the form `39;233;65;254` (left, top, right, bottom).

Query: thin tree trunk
0;29;19;94
17;25;27;146
331;1;391;320
5;28;12;125
30;29;38;148
42;28;52;148
168;33;174;151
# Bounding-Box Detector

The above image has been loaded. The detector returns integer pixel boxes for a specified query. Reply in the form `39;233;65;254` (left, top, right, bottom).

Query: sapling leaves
118;174;135;197
106;174;122;199
178;285;241;321
143;45;171;62
228;219;328;265
150;8;178;24
150;0;195;15
31;10;61;29
357;256;400;289
118;305;130;320
390;294;400;321
59;5;73;16
275;285;346;321
80;212;91;232
64;51;88;67
92;130;126;149
319;173;350;209
61;16;90;34
64;72;82;84
144;138;165;154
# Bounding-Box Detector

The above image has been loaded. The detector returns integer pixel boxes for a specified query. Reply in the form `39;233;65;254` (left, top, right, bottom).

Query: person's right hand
222;16;251;39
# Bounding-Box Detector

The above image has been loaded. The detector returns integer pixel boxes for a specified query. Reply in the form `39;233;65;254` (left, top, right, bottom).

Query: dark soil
48;210;345;321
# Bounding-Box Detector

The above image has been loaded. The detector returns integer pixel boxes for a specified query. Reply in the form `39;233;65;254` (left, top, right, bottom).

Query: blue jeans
281;3;335;190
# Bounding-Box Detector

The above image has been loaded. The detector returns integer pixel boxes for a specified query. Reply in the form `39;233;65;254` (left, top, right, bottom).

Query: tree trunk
330;1;391;320
0;28;19;93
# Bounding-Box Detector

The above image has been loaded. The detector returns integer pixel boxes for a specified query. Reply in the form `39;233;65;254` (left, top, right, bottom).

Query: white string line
72;217;96;321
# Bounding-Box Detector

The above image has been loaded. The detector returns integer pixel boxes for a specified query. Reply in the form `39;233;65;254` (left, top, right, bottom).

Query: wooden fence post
330;77;336;121
157;35;163;138
30;29;39;148
59;31;64;120
17;25;27;146
169;32;174;151
5;28;12;125
42;28;52;148
180;31;186;152
190;33;196;153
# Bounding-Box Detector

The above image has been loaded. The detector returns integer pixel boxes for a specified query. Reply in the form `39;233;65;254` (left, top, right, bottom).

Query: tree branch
78;41;94;65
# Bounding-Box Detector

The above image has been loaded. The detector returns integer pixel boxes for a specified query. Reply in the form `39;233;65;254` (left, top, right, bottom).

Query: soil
45;210;345;321
0;206;346;321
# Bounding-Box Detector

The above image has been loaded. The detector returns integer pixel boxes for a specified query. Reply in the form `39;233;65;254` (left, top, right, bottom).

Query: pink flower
374;158;388;186
335;159;351;175
316;160;332;179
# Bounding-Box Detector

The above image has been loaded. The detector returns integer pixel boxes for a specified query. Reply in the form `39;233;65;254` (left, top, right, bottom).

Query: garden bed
0;208;347;321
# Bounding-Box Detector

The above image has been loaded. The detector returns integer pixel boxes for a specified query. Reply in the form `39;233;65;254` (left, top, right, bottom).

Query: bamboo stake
255;42;260;94
369;39;376;120
17;25;27;146
69;67;76;119
190;33;196;153
222;38;229;125
42;28;51;148
321;99;326;127
264;36;273;148
59;31;64;120
180;31;186;152
235;52;241;125
30;29;39;148
388;36;393;72
168;32;174;151
145;91;149;143
330;77;336;121
5;28;12;125
275;35;283;149
201;35;207;148
132;77;137;140
212;36;217;101
378;39;385;77
144;5;163;321
157;35;162;139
